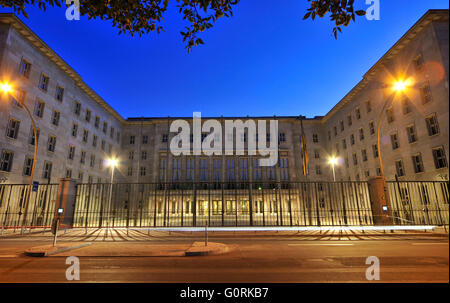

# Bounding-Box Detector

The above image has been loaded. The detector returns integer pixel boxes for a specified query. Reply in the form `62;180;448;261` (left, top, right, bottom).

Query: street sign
32;181;39;192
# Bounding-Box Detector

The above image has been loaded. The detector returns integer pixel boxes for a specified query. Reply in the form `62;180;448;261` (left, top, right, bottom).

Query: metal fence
72;181;374;228
387;181;449;226
0;183;59;230
1;181;448;230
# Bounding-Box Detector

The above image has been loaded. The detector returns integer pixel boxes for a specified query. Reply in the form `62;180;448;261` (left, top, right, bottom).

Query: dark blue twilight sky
1;1;448;118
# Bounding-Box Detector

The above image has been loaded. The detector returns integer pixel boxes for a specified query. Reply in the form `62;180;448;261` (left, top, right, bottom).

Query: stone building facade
0;10;448;187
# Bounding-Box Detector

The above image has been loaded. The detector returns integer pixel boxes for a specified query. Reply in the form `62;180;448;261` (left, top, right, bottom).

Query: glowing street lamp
1;81;38;233
328;156;339;182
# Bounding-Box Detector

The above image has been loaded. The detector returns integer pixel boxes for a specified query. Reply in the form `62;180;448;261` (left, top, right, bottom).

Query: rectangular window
173;158;181;181
101;140;105;151
355;107;361;120
432;147;448;169
0;150;14;172
19;58;31;78
350;134;355;145
420;82;432;104
127;167;133;176
82;129;89;142
140;166;146;176
92;135;98;147
66;169;72;178
43;162;52;179
55;85;64;102
51;110;60;126
103;122;107;133
12;88;25;107
333;126;337;136
200;158;208;181
72;123;78;137
80;151;86;164
395;160;405;177
110;127;114;139
47;135;56;152
314;149;320;159
29;128;39;145
362;149;367;162
130;135;135;144
372;144;378;158
342;139;347;149
186;158;194;181
315;165;321;175
391;133;400;150
366;100;372;113
23;157;33;176
39;74;49;91
34;100;45;118
386;107;394;123
414;53;424;71
142;135;148;144
353;153;358;166
90;155;95;167
312;134;319;143
68;145;75;160
359;128;364;141
412;154;424;173
406;125;418;143
402;98;411;114
74;101;81;116
340;120;344;132
128;151;134;160
425;114;440;136
347;114;352;126
279;132;286;142
162;134;168;143
141;151;147;160
6;118;20;139
369;121;375;135
94;116;100;128
85;109;91;122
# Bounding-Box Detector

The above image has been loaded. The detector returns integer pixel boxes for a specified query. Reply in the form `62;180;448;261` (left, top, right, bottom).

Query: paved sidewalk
21;241;231;257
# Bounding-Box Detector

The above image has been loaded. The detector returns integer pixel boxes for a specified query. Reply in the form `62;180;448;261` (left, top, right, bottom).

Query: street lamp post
1;82;38;234
105;158;118;237
376;79;411;177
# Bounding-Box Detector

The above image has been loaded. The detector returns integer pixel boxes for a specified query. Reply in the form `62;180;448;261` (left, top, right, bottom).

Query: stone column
55;178;77;228
367;177;393;225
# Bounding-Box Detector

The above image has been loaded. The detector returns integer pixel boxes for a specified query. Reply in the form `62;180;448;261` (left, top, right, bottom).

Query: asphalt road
0;230;448;283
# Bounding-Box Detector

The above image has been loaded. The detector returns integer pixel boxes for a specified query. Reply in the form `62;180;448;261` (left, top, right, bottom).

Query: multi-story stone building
0;9;448;187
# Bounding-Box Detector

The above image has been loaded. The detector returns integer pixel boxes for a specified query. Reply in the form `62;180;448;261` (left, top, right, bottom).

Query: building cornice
0;13;126;124
321;9;449;123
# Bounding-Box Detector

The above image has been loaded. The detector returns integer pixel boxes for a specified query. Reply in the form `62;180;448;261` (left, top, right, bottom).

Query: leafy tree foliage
1;0;366;52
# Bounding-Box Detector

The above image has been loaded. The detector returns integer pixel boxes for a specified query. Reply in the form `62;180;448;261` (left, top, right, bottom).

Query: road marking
288;243;354;246
411;243;448;246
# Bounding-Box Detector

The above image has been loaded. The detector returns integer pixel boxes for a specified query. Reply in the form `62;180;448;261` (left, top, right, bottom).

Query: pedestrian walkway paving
0;227;448;242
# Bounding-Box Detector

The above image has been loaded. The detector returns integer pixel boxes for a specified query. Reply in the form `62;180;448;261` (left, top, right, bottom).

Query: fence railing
387;181;449;226
72;181;374;228
1;181;448;230
0;183;59;230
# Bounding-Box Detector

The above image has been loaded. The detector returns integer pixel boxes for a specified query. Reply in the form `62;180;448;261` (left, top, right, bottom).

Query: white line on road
411;243;449;246
288;243;354;246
